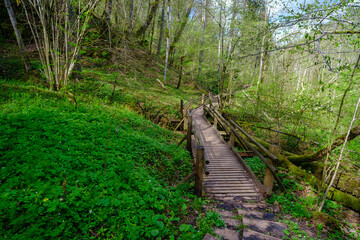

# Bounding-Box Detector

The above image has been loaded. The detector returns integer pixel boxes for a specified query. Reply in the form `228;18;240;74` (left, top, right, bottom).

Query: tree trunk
128;0;134;33
149;11;157;54
169;0;194;58
255;0;269;113
176;56;184;89
289;123;360;164
218;1;225;108
198;0;207;82
4;0;31;71
163;0;171;85
135;0;160;39
69;0;82;80
157;0;165;54
106;0;112;47
318;97;360;212
276;154;360;212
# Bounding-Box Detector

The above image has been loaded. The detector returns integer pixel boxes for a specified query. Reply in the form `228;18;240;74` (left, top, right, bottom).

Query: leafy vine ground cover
0;86;219;239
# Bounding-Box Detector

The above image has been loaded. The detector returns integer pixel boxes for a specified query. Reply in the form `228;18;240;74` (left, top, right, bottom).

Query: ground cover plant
0;86;220;239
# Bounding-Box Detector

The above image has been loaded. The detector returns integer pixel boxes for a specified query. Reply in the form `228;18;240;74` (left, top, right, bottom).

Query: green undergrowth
78;68;201;120
267;168;359;239
243;156;266;179
0;89;218;239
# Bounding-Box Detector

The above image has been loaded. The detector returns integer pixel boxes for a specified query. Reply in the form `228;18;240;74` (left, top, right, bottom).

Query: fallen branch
156;78;166;88
174;171;195;188
173;118;184;132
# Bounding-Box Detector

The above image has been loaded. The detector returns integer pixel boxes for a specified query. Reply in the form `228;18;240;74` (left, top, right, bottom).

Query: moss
277;155;360;212
312;212;341;231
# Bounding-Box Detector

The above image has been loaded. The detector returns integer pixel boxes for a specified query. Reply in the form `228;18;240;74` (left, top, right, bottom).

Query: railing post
184;107;188;131
195;145;204;197
264;145;280;194
201;94;205;105
229;131;235;147
189;97;193;110
180;99;184;120
213;108;218;129
186;114;192;152
208;93;212;108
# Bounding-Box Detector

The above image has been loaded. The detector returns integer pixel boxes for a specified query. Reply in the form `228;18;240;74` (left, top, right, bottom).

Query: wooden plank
191;106;264;202
212;192;261;197
206;183;254;188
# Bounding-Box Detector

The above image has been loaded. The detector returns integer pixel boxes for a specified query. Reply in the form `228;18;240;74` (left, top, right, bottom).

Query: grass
0;85;218;239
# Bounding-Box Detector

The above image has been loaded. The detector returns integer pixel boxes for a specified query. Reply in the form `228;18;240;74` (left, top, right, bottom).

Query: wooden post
184;107;188;131
264;145;280;194
189;97;193;110
186;114;192;152
180;99;184;119
229;131;235;147
209;93;212;107
195;145;204;197
213;115;218;129
201;93;205;105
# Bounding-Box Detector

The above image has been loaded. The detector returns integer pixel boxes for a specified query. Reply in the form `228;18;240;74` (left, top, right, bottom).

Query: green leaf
181;203;187;210
283;229;290;236
180;224;190;232
151;229;159;237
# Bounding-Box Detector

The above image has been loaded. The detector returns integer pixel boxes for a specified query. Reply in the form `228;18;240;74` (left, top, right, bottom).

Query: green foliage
197;211;226;234
268;171;316;219
0;90;206;239
176;211;225;239
281;220;312;240
268;193;314;219
243;156;266;179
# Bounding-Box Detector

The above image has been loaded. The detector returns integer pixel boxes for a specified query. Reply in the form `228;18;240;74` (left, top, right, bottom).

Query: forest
0;0;359;239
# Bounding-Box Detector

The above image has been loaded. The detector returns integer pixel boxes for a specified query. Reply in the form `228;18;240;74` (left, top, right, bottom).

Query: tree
135;0;160;39
105;0;113;47
169;0;194;60
20;0;99;90
4;0;31;71
163;0;171;85
157;0;165;54
198;0;207;83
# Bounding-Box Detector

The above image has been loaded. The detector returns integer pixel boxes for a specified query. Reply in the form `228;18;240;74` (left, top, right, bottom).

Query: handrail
229;120;278;162
205;106;231;135
192;123;210;175
206;106;277;173
204;104;286;192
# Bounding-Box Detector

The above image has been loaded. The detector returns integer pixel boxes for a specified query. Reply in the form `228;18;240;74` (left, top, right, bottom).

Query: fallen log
288;124;360;164
277;155;360;212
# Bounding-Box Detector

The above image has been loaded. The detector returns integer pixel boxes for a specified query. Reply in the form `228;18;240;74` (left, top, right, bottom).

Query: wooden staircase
191;107;263;201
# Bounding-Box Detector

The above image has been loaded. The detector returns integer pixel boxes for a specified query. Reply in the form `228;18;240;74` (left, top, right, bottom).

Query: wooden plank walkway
192;107;263;202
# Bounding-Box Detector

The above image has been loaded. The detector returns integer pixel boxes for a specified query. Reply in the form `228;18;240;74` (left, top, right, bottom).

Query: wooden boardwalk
192;107;263;202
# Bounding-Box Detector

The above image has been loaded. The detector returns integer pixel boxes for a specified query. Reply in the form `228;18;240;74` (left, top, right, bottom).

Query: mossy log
277;155;360;212
250;134;296;157
221;113;360;207
288;124;360;164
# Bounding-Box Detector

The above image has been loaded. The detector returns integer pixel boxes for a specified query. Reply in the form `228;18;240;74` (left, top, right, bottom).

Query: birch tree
198;0;207;83
4;0;31;71
163;0;171;85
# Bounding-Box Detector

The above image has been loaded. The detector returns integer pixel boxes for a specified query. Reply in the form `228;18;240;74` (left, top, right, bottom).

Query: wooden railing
203;105;285;194
177;93;284;196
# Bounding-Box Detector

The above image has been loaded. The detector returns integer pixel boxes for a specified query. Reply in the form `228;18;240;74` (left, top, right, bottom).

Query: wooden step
243;229;282;240
243;217;287;238
205;184;255;187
